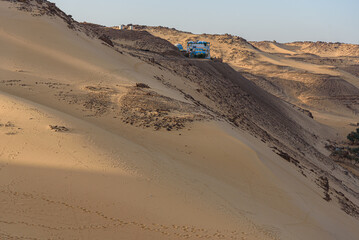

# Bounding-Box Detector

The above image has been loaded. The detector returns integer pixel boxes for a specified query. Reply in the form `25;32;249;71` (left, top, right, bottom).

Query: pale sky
51;0;359;44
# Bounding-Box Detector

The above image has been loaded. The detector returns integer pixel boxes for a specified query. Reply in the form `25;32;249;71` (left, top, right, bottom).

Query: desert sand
144;26;359;127
1;1;359;239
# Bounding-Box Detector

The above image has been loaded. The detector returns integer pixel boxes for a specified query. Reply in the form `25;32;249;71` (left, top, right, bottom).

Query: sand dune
144;26;359;123
1;1;359;239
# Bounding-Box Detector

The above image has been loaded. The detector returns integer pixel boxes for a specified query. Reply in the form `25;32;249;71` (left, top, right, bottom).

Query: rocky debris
271;146;301;166
0;121;15;128
99;34;114;47
5;132;18;135
57;84;207;129
49;125;69;132
0;79;23;87
0;121;21;135
83;92;112;116
334;190;359;219
84;85;114;92
136;83;150;89
317;176;331;201
120;88;208;130
303;109;314;119
35;81;70;89
57;85;115;116
275;149;291;161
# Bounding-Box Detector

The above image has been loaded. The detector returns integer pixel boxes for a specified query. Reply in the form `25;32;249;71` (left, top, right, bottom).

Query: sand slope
144;26;359;125
1;1;359;239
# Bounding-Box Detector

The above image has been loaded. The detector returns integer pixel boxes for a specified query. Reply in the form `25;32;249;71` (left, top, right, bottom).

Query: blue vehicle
186;41;210;59
176;43;184;51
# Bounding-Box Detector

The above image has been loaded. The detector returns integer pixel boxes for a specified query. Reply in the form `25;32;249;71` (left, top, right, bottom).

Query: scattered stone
120;88;208;130
334;189;359;219
136;83;150;89
317;176;331;202
4;122;15;128
49;125;69;132
99;34;114;47
5;132;17;136
277;150;291;162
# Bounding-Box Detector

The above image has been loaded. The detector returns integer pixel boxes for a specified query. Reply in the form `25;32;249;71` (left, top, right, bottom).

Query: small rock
49;125;69;132
136;83;150;89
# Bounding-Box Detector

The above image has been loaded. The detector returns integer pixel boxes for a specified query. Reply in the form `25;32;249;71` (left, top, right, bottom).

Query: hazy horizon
51;0;359;44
